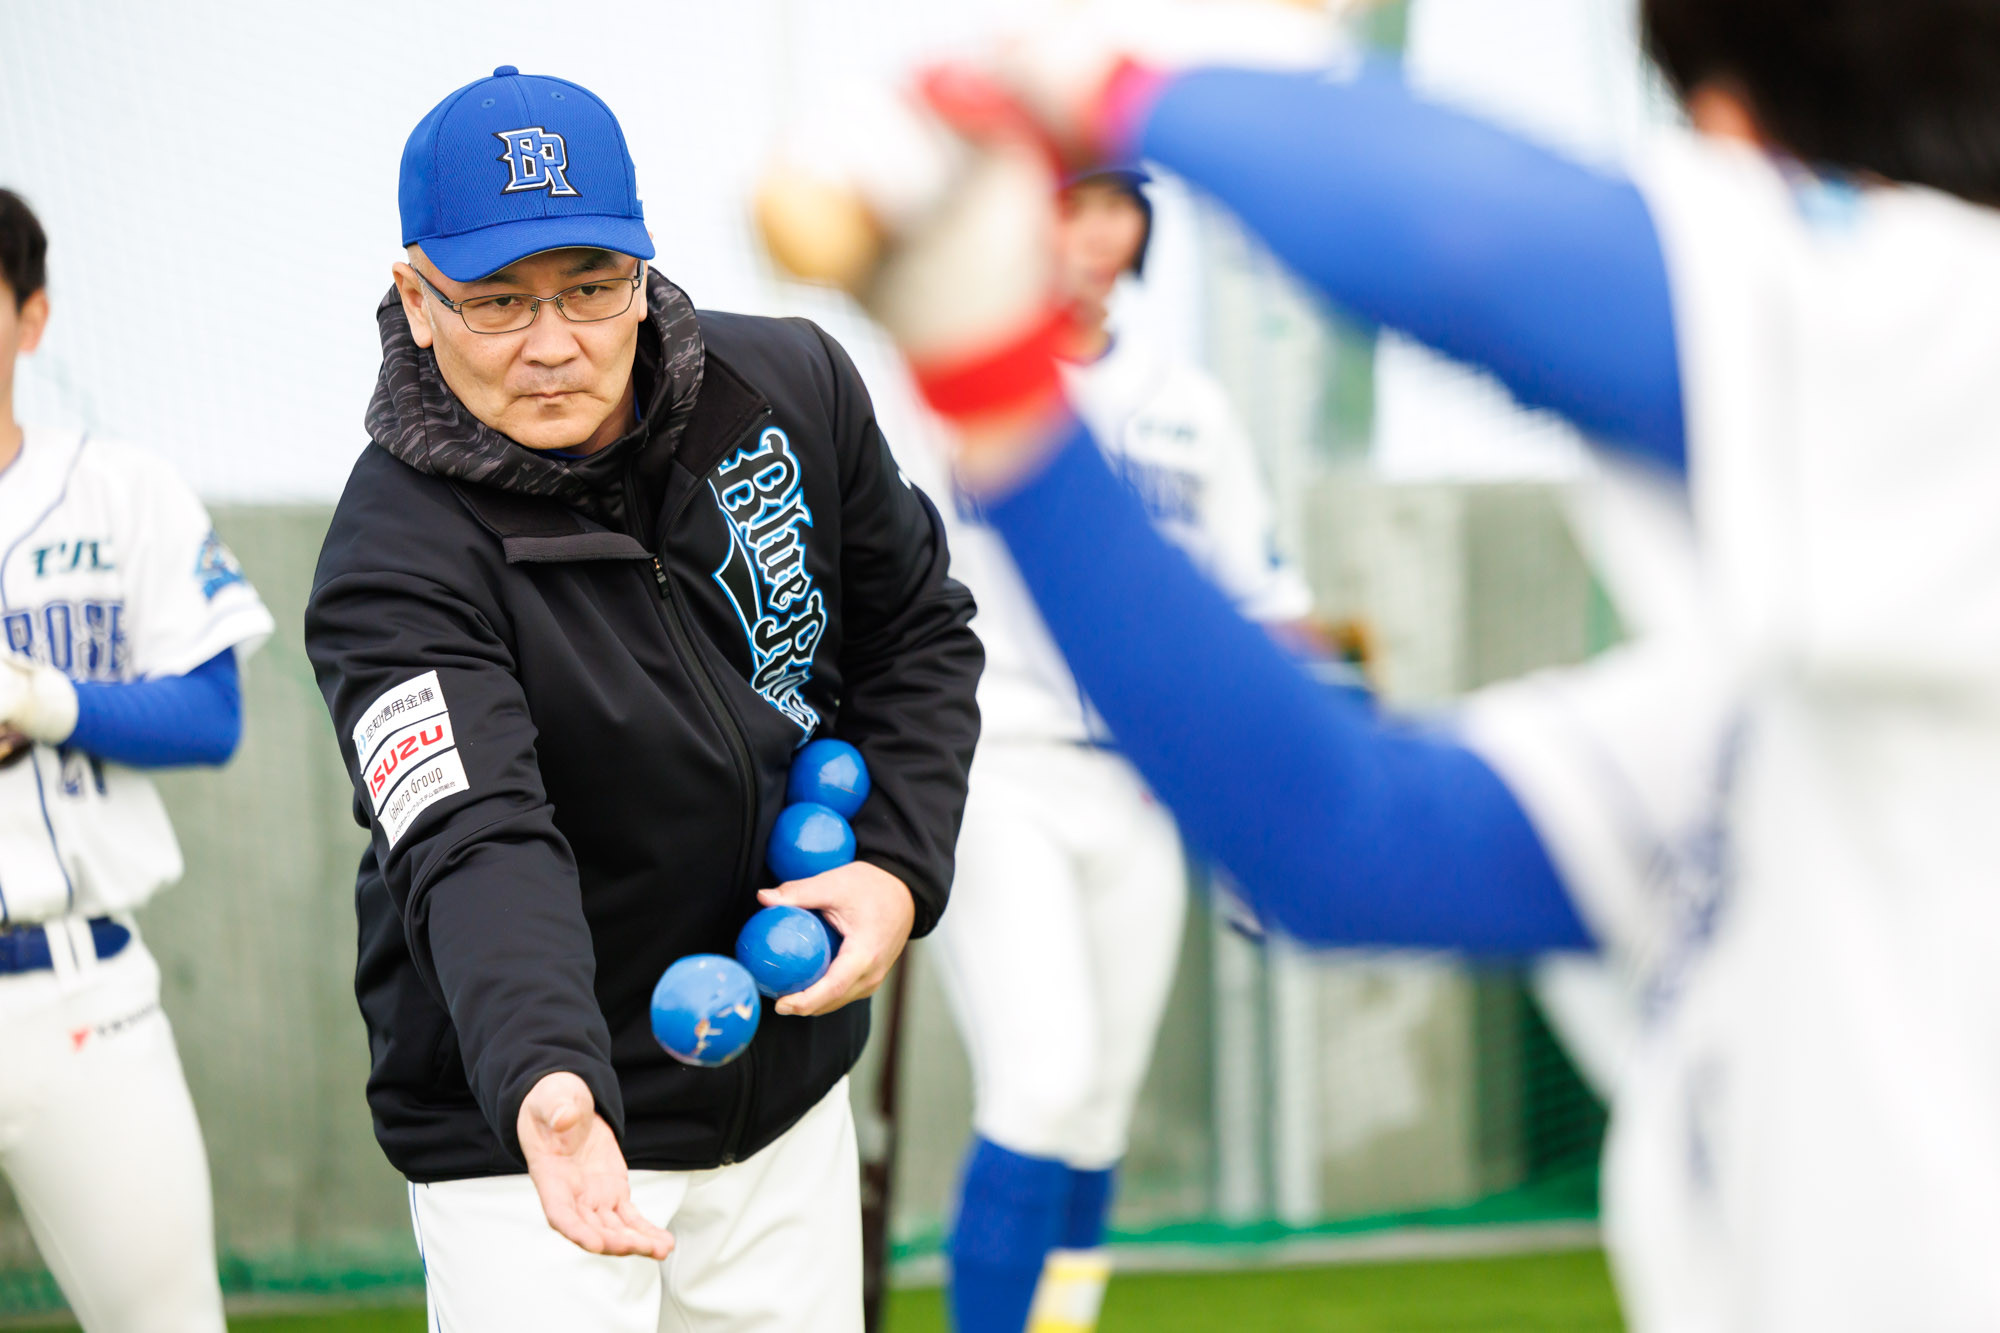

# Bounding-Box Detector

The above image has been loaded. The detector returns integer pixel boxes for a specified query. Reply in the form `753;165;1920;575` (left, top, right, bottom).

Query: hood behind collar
365;270;705;507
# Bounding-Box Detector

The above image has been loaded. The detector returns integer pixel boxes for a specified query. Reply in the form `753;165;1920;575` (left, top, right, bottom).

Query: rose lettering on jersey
0;601;129;681
43;604;73;673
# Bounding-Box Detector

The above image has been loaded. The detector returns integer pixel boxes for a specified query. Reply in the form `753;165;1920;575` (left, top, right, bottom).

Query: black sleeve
305;562;624;1159
810;323;983;937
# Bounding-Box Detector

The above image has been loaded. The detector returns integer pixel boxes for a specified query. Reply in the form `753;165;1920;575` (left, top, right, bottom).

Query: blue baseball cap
1061;165;1154;277
399;66;654;282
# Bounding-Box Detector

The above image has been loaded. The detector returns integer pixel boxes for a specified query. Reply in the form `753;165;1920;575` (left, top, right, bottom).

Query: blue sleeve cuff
1140;65;1685;473
68;649;243;769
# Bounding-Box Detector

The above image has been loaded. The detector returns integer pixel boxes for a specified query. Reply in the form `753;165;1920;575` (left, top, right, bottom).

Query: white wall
2;0;1213;503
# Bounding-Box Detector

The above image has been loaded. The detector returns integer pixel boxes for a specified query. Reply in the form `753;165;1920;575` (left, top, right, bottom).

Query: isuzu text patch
352;670;469;847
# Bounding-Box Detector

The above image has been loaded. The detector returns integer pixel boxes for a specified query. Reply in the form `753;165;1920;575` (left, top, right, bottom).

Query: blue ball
787;739;871;818
650;955;761;1068
735;905;834;997
768;802;856;883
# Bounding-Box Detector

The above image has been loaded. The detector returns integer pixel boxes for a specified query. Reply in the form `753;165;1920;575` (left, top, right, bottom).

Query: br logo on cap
495;126;579;197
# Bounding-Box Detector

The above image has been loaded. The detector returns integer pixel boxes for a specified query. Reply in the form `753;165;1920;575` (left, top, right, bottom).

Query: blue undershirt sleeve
1137;65;1686;473
985;421;1593;956
68;649;243;769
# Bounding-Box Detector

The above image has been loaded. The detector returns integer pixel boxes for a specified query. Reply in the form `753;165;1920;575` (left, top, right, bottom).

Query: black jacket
306;275;981;1181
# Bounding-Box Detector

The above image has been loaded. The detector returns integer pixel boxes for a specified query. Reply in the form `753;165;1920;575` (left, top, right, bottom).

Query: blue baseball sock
1060;1166;1115;1250
949;1138;1071;1333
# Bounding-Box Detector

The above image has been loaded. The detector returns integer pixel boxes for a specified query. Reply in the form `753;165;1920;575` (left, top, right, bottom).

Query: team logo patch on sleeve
351;671;469;847
194;530;247;601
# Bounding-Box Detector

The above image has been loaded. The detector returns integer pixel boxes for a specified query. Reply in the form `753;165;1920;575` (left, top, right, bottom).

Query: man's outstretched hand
517;1072;674;1259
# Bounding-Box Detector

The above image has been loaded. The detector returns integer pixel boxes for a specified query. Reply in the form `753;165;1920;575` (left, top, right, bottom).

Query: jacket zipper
640;442;768;1164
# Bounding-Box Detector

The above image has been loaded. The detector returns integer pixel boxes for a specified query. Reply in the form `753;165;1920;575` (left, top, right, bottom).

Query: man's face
0;278;51;402
393;246;647;452
1055;180;1148;312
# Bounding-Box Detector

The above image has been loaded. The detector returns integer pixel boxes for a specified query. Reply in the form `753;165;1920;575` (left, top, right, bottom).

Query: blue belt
0;917;132;974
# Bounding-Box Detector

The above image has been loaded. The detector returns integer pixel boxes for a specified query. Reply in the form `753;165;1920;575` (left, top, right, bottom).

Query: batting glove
0;654;79;746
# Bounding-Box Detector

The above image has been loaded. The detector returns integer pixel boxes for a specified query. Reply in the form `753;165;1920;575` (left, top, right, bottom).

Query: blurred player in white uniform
930;168;1308;1333
0;189;272;1331
758;0;2000;1325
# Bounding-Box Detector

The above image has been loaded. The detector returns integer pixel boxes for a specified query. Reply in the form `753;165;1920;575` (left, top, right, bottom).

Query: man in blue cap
305;67;982;1331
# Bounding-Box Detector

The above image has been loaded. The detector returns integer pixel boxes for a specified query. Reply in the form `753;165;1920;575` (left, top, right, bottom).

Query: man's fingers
537;1186;607;1254
614;1198;676;1259
544;1192;669;1259
542;1098;583;1137
759;863;911;1013
521;1071;594;1150
775;966;852;1016
581;1204;671;1260
776;946;874;1017
759;875;839;911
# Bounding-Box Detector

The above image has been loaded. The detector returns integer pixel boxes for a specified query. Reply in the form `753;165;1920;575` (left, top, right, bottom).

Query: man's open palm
518;1072;674;1259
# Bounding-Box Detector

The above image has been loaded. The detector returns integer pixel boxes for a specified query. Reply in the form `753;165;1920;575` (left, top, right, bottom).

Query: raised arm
986;417;1592;956
1132;65;1686;473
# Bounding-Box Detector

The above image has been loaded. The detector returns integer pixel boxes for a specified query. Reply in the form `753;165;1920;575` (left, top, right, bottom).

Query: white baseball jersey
1465;133;2000;1333
0;426;272;924
952;331;1311;744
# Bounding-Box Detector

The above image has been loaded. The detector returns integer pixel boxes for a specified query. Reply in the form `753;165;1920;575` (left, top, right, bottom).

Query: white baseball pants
408;1076;861;1333
0;925;226;1332
931;743;1187;1168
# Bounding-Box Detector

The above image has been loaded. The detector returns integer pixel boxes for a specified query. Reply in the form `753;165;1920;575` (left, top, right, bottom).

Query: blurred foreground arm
985;415;1591;955
1126;65;1685;471
751;35;1629;952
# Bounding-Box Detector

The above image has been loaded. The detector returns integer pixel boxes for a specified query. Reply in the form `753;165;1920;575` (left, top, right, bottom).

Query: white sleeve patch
352;671;470;847
378;750;470;848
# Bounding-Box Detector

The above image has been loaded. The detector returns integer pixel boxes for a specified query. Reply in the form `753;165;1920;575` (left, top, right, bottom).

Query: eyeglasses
414;261;645;334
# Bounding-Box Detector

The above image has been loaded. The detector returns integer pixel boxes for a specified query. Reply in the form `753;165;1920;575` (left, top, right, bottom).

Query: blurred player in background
932;167;1307;1333
0;188;273;1331
762;0;2000;1327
